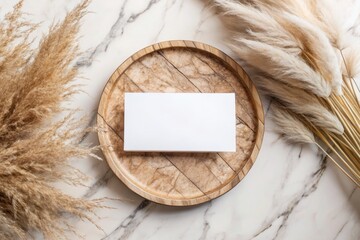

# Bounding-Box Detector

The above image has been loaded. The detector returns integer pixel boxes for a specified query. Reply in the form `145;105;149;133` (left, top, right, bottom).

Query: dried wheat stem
314;142;360;188
314;128;360;181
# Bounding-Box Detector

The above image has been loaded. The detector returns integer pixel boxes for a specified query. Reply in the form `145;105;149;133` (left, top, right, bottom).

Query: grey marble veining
1;0;359;239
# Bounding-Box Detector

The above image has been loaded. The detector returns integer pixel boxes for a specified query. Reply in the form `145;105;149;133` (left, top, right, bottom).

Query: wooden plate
97;40;264;206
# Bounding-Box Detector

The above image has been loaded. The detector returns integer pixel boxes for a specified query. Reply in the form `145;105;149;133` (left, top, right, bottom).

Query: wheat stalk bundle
214;0;360;186
0;1;102;239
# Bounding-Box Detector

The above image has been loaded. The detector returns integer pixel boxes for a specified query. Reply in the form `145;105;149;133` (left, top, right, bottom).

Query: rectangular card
124;93;236;152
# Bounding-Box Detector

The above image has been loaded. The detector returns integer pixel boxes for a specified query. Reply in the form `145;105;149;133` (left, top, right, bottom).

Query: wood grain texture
97;40;264;206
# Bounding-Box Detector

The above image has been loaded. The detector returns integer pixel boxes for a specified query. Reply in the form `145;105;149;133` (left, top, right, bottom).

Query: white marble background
1;0;359;239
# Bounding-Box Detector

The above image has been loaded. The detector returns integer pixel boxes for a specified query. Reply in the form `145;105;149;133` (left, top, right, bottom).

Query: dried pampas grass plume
270;104;315;144
216;0;341;94
254;75;344;135
231;39;332;97
214;0;360;186
0;1;103;239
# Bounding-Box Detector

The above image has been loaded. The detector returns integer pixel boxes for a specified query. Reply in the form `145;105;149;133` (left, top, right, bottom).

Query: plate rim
97;40;265;206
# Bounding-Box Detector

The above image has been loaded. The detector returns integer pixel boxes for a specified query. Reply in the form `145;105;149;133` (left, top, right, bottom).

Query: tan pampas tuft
0;1;102;239
270;104;315;144
215;0;360;186
254;75;344;135
230;39;332;97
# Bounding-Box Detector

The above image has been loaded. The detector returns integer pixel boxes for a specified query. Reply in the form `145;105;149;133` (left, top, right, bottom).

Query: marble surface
1;0;359;239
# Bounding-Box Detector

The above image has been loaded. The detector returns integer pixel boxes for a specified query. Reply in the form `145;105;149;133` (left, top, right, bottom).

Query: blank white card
124;93;236;152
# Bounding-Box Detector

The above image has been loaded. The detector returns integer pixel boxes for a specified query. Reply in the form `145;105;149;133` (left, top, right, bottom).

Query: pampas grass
215;0;360;186
0;1;102;239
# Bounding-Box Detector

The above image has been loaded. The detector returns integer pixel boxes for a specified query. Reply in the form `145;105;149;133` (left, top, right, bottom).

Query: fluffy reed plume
231;39;332;97
0;1;101;239
214;0;360;186
270;104;315;144
254;75;343;134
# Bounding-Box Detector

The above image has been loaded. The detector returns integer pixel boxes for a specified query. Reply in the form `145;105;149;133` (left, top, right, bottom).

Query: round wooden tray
97;40;264;206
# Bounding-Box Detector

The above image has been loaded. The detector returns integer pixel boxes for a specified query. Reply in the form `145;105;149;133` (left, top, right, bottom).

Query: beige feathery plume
270;104;315;144
341;42;360;79
0;1;104;239
215;1;338;96
228;0;343;93
230;39;332;97
215;0;360;186
254;0;360;79
220;0;306;52
275;12;342;94
271;103;359;187
0;1;86;144
214;1;295;43
254;75;344;134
